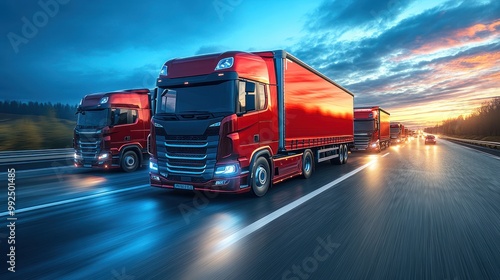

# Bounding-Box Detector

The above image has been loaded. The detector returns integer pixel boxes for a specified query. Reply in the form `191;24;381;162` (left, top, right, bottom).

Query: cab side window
112;108;138;125
237;81;267;113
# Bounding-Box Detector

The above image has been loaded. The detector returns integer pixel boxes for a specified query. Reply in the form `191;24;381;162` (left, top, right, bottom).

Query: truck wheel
331;145;344;165
301;150;314;179
250;157;271;197
121;151;139;172
342;144;348;164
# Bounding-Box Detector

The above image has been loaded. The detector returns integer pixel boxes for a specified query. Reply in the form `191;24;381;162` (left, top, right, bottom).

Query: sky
1;0;499;127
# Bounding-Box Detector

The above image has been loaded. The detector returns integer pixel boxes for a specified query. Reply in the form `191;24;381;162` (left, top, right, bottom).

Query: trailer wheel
342;144;348;164
250;157;271;197
121;150;139;172
301;150;314;179
331;145;344;165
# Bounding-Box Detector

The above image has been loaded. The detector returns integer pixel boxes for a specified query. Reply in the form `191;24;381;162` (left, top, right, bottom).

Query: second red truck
353;106;391;152
148;50;354;196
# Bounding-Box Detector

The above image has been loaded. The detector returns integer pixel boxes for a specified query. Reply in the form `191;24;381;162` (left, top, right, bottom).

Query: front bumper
149;172;251;194
74;152;119;169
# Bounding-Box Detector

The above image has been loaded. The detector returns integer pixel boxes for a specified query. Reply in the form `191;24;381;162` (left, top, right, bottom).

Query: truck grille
76;131;102;161
354;135;370;150
155;130;219;182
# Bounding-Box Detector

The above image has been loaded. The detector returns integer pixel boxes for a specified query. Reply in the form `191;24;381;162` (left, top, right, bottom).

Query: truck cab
390;122;405;144
74;89;151;172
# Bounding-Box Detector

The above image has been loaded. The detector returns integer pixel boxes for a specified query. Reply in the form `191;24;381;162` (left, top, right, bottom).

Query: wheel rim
339;146;344;163
304;155;312;173
255;165;268;188
125;155;136;168
343;145;348;161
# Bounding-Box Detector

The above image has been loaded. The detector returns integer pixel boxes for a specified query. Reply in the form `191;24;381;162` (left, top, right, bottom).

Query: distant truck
74;89;151;172
390;122;405;144
149;50;354;196
353;106;390;152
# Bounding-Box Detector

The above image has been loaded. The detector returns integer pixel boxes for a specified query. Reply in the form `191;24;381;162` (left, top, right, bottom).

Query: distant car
425;135;436;145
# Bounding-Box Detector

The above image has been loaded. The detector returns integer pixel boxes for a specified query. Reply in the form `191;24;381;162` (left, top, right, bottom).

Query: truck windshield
157;80;236;114
354;120;374;132
76;109;110;128
390;127;400;134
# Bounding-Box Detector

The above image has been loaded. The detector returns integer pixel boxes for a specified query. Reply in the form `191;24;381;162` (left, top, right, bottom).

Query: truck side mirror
110;110;119;127
245;81;255;93
245;94;256;111
151;88;158;115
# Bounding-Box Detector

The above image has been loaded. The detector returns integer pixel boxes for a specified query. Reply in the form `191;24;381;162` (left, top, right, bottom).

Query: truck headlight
215;164;239;176
98;153;109;160
149;161;158;172
371;143;378;148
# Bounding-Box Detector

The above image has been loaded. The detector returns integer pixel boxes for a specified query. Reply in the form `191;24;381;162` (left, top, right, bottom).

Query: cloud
195;45;228;55
306;0;416;31
291;0;500;125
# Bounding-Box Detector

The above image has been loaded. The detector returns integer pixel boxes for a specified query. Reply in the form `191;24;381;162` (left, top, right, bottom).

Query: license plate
174;184;194;190
84;164;91;168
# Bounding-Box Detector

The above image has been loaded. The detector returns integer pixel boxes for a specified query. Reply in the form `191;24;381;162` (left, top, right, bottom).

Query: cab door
236;81;261;157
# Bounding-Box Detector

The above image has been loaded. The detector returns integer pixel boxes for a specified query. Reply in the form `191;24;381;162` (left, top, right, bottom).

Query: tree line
425;97;500;139
0;100;78;120
0;100;78;150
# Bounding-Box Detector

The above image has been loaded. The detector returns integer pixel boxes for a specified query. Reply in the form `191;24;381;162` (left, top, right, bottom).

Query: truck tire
331;145;344;165
121;150;139;172
342;144;348;164
250;157;271;197
301;149;314;179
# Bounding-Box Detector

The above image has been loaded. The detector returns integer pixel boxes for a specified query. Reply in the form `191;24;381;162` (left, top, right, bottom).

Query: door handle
254;134;259;143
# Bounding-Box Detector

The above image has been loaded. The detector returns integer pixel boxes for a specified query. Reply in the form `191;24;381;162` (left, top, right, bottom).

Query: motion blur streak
217;159;379;251
0;184;148;217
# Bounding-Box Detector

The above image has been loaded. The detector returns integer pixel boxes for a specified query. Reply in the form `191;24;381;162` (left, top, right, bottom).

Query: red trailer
149;50;354;196
74;89;151;172
353;106;390;152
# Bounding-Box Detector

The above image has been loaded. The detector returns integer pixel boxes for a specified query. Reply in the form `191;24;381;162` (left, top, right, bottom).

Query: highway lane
1;138;500;279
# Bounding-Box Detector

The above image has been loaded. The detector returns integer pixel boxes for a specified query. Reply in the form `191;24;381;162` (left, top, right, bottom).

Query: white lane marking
0;184;149;217
444;139;500;161
217;158;381;251
382;152;390;157
0;165;74;175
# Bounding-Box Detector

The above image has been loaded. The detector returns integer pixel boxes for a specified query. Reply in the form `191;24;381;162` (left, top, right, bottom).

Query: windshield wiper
178;111;214;119
179;111;213;115
155;112;179;120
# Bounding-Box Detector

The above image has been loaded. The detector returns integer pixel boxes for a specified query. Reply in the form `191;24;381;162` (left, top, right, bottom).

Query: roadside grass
0;113;75;151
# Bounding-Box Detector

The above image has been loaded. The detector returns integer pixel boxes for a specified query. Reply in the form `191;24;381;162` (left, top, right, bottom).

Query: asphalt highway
1;137;499;279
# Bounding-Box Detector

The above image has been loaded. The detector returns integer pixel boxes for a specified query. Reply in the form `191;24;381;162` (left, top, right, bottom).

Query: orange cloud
456;20;500;37
434;51;500;72
413;19;500;55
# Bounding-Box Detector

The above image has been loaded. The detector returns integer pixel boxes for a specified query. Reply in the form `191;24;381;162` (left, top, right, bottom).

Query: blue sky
1;0;499;127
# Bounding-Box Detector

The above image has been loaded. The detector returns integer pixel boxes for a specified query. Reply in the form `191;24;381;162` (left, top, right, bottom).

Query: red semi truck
74;89;151;172
148;50;354;196
353;106;390;152
390;122;405;144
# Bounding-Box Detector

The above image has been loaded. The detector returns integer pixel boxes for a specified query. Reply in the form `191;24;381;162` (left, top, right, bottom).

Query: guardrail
0;148;74;164
439;136;500;150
